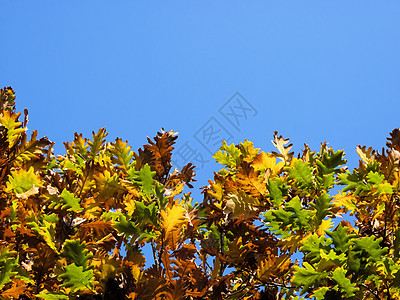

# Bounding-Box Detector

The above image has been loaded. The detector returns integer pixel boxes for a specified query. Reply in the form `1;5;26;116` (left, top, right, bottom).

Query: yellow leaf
125;198;136;215
209;181;224;203
0;110;25;147
240;140;260;163
279;234;306;255
317;218;333;235
95;257;122;288
252;151;284;175
257;255;291;281
168;182;184;199
160;203;187;247
333;191;357;213
6;167;42;195
394;171;400;188
131;265;142;282
95;170;124;199
236;164;267;197
82;197;103;220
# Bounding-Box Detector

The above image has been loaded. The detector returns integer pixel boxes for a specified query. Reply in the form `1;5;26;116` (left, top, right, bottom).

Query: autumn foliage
1;87;400;299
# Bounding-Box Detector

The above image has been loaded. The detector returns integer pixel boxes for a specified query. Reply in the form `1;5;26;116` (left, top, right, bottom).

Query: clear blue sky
2;2;400;198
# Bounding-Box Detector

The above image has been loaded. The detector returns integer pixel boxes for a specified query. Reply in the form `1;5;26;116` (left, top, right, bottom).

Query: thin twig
361;284;382;300
151;238;159;271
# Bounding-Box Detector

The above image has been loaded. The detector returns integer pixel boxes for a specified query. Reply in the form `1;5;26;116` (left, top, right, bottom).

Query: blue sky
2;2;400;199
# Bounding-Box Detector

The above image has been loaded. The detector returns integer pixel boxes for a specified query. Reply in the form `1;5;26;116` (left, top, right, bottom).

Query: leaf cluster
1;87;400;299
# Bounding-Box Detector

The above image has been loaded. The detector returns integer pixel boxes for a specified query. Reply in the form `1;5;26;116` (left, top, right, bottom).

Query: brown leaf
236;163;267;198
81;220;114;238
387;128;400;151
1;279;27;299
143;129;178;181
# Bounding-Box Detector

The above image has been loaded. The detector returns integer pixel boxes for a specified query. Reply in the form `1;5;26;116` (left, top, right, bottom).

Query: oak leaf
271;131;294;164
160;203;187;247
252;151;284;175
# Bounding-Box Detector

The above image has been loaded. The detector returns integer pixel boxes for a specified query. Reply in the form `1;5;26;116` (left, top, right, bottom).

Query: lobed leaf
59;263;94;293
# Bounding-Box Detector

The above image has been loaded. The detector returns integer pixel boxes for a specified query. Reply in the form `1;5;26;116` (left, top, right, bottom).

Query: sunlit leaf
0;110;25;147
331;267;358;297
59;263;94;293
5;167;42;195
128;163;156;199
271;131;293;164
213;141;241;169
160;203;186;246
292;262;328;294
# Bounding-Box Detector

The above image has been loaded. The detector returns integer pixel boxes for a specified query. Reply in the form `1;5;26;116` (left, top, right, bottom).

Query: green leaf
347;249;361;273
267;178;287;207
88;127;107;159
59;263;93;293
102;211;139;237
49;189;83;212
111;138;134;170
292;262;328;294
352;236;388;262
316;149;346;175
264;208;292;236
326;223;357;253
27;214;59;252
60;159;83;176
312;287;330;300
286;196;313;230
213;141;241;169
264;196;313;236
154;181;168;210
390;263;400;289
318;249;347;272
0;248;18;289
60;240;93;270
113;214;139;237
287;160;314;192
132;200;158;226
316;174;335;190
367;171;384;185
331;267;358;297
36;291;69;300
339;170;369;196
311;193;332;228
128;164;156;199
367;171;393;195
138;229;159;243
300;234;331;264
